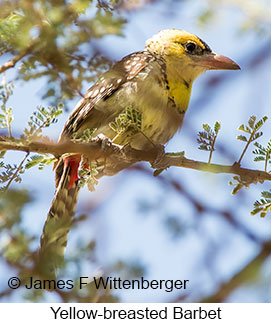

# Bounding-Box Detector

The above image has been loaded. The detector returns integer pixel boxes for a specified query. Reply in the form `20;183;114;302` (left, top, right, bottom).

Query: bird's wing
61;51;158;139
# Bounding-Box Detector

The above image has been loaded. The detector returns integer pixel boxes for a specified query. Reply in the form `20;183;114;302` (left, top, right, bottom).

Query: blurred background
0;0;270;302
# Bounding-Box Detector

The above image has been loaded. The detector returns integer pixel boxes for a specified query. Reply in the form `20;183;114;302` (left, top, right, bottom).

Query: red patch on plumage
83;163;90;170
64;155;81;189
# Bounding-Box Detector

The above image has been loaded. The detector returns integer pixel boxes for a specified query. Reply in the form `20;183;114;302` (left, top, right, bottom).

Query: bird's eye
185;42;197;53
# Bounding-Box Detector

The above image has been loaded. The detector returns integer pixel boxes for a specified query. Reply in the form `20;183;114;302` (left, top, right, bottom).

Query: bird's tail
38;155;81;278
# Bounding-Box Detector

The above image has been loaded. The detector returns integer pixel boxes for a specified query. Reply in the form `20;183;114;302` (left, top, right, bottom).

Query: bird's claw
93;134;113;151
151;144;166;169
152;149;185;176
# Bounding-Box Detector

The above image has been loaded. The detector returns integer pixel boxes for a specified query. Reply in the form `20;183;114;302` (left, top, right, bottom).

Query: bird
38;29;240;277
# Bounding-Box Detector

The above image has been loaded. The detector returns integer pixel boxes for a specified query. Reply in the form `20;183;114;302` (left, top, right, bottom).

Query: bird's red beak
193;52;240;70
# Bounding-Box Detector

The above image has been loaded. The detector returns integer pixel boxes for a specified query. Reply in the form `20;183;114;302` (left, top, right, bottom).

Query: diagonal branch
0;42;36;74
0;52;27;74
200;240;271;302
172;240;271;303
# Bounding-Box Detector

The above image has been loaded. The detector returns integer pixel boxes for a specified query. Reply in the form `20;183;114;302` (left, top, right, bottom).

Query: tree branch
0;52;27;74
0;42;36;74
200;240;271;302
0;137;271;183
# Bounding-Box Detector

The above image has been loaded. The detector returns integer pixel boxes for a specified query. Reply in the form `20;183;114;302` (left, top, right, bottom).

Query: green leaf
254;116;268;131
109;107;142;139
254;156;265;162
197;122;220;162
25;154;55;170
248;115;256;129
252;139;271;171
251;132;263;141
236;135;247;142
238;124;251;133
198;145;210;151
202;124;211;134
250;207;262;215
214;121;221;134
251;190;271;217
262;191;271;199
24;104;63;139
231;183;243;195
253;142;266;153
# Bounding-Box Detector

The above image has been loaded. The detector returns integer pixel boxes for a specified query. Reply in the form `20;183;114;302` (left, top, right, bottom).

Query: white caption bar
1;303;270;322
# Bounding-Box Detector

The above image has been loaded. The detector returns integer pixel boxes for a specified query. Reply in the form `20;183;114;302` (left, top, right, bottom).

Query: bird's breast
94;61;187;150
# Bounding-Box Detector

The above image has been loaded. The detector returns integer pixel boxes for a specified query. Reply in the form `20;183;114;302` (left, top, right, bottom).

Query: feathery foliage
251;190;271;218
110;107;143;142
1;103;63;190
24;104;63;140
0;0;126;104
253;139;271;172
197;121;221;163
237;115;268;164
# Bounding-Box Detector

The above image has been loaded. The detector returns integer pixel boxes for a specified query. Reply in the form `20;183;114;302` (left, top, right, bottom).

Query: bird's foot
151;144;166;172
94;134;123;153
152;150;185;176
93;134;113;150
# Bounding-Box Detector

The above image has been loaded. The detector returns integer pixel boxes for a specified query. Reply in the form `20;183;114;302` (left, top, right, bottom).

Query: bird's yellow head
145;29;240;83
145;29;240;112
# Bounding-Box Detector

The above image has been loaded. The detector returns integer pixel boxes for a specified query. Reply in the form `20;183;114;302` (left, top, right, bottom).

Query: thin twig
7;119;12;138
0;52;27;74
3;152;29;192
237;129;256;165
264;151;268;172
0;41;36;74
208;132;217;164
3;77;12;138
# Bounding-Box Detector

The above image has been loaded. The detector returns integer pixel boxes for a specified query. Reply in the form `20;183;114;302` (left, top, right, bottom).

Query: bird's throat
167;78;192;113
164;57;194;113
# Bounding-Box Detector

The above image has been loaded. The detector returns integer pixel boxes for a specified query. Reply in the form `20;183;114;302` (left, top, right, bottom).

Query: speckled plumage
60;51;184;150
39;29;240;276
